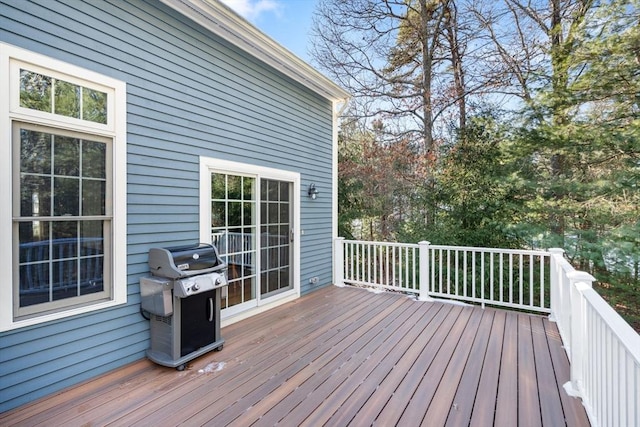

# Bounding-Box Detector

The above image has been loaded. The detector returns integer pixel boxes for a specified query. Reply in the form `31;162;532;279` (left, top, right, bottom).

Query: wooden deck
1;285;590;426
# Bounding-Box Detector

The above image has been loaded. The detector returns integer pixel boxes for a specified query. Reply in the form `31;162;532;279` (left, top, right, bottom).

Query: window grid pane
18;219;106;308
15;126;109;312
19;69;107;124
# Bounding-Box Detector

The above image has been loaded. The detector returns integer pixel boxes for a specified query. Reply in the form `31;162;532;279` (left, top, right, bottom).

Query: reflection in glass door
210;174;256;310
260;179;292;297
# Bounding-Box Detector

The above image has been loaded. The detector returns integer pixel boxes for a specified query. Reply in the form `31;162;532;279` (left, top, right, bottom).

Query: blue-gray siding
0;0;335;412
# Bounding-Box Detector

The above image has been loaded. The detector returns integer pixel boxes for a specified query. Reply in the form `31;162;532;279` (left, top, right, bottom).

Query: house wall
0;0;335;412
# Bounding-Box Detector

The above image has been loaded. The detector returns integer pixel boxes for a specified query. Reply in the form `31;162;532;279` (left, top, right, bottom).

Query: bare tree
466;0;594;112
311;0;475;157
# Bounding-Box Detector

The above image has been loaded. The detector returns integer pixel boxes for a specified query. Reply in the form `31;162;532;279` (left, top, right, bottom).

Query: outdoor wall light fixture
308;183;319;200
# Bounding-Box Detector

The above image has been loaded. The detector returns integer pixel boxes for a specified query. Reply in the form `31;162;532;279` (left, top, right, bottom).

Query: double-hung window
0;43;127;330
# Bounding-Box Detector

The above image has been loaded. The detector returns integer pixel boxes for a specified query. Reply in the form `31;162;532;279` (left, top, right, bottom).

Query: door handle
208;297;214;322
290;229;294;242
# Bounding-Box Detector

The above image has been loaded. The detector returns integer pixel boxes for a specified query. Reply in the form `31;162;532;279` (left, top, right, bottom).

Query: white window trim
0;42;127;331
199;157;301;325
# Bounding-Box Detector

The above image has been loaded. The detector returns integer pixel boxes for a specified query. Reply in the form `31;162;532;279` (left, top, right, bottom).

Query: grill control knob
192;283;200;291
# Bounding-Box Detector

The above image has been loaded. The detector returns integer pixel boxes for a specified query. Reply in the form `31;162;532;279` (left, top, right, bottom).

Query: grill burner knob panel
173;272;227;298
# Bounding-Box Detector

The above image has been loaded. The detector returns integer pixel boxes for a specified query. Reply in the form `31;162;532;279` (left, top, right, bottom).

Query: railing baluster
359;242;364;284
374;243;378;285
446;249;450;295
499;253;504;303
539;255;544;309
405;246;409;290
412;247;417;291
509;253;513;304
375;244;379;286
356;242;361;283
481;251;485;307
370;244;375;285
471;251;476;301
348;242;352;283
370;243;373;284
378;244;383;286
519;254;524;306
407;246;411;289
455;249;459;296
463;250;468;297
384;244;389;288
392;245;396;288
342;242;346;282
389;245;394;289
398;245;402;289
399;245;404;288
351;242;356;283
344;241;349;283
431;248;436;293
378;244;382;287
438;249;442;294
529;254;534;307
367;243;371;284
344;242;348;282
490;252;494;305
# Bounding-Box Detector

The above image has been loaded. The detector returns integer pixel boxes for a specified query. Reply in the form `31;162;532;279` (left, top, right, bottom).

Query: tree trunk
419;0;436;156
445;2;466;132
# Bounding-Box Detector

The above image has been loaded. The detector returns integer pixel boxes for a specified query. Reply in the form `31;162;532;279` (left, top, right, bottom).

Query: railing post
548;248;565;322
418;241;433;301
564;270;596;398
334;237;345;287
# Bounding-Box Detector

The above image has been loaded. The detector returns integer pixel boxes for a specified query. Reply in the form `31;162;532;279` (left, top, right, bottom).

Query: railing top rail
582;286;640;365
340;239;549;257
427;244;549;256
340;239;420;249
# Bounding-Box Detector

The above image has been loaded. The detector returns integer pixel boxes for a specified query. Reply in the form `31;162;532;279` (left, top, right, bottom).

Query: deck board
420;307;485;426
468;309;506;426
307;302;443;426
204;294;408;426
395;306;470;425
495;310;519;425
444;309;494;426
371;304;463;426
397;306;476;426
0;285;590;427
268;299;423;427
532;315;566;425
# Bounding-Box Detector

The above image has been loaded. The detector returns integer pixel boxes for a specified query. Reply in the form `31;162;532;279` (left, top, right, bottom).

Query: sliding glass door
209;172;295;312
260;179;293;298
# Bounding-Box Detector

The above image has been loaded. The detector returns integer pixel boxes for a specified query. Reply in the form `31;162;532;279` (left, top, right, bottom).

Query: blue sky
220;0;318;64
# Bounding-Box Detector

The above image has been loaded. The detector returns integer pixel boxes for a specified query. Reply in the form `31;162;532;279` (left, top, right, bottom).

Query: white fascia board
159;0;350;102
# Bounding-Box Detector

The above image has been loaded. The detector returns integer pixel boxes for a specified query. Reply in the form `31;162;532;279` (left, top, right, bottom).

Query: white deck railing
335;238;551;313
548;249;640;427
334;238;640;427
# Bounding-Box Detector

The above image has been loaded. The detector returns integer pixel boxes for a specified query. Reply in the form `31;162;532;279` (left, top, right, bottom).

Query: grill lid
149;243;226;279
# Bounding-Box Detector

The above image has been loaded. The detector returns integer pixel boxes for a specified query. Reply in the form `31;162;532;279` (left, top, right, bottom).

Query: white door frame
199;157;301;324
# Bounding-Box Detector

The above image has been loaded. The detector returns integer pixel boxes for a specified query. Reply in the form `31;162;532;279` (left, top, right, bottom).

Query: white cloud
220;0;283;22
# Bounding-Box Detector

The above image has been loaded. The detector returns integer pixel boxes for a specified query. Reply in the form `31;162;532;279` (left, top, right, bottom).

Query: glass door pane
210;173;256;309
260;179;292;297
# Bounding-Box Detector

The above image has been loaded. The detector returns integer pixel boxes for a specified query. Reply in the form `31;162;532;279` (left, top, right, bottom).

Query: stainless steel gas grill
141;243;228;370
